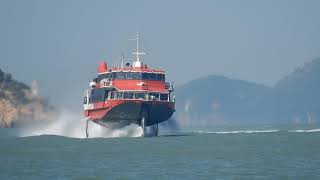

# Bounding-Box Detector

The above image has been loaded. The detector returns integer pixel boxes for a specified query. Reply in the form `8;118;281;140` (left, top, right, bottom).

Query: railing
107;91;174;102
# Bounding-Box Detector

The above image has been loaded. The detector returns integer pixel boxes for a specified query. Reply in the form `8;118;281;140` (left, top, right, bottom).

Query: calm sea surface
1;125;320;180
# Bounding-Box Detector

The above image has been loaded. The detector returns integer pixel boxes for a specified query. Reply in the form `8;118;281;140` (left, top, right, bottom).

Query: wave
18;111;142;138
289;129;320;133
194;128;320;134
193;129;279;134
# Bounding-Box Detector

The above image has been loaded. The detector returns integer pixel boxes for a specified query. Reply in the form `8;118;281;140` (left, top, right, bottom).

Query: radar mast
130;33;146;68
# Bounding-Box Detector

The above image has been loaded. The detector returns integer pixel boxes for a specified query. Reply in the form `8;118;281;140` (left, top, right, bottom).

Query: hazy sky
1;0;320;111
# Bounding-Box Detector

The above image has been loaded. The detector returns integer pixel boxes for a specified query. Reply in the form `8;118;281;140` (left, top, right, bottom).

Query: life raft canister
98;62;108;73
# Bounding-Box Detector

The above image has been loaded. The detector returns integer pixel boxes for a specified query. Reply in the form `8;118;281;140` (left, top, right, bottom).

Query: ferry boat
83;34;175;137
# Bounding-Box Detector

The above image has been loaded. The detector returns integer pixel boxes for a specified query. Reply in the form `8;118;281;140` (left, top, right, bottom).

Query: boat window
109;72;165;81
121;91;135;99
116;72;126;79
123;92;129;99
149;73;157;81
118;92;123;99
98;73;110;82
126;72;134;80
128;92;134;99
142;73;149;80
110;72;116;79
134;92;145;100
102;91;171;101
89;88;105;103
109;92;114;99
149;92;160;100
104;90;109;100
132;72;143;80
157;74;165;81
113;92;118;99
160;93;169;101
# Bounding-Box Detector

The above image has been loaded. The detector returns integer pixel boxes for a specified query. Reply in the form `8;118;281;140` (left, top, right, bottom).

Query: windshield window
98;73;110;82
89;88;105;103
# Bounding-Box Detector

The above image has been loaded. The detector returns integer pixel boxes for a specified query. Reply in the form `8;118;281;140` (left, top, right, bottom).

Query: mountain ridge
175;58;320;126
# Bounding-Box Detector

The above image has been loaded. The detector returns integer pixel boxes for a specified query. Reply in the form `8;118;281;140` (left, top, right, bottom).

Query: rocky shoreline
0;68;56;128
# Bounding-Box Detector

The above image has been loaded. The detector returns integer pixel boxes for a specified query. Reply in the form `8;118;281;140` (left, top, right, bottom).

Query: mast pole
136;33;139;62
121;49;125;68
130;33;146;67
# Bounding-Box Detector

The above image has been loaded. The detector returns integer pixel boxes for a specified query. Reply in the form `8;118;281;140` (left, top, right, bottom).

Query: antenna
121;49;125;68
129;33;146;67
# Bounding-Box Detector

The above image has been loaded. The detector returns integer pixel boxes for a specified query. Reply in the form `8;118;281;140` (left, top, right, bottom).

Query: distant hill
274;58;320;124
0;68;55;127
175;58;320;126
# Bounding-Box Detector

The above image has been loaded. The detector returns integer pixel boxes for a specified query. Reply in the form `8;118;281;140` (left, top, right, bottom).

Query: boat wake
193;129;280;134
18;111;142;138
289;129;320;133
193;128;320;134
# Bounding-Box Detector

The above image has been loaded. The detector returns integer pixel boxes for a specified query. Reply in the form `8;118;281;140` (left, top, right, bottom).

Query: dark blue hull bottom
97;102;174;127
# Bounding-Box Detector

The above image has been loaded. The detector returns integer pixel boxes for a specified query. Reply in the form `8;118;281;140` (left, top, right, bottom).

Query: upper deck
96;62;168;92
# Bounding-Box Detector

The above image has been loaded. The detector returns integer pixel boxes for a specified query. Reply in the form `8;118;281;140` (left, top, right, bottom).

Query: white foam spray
18;111;143;138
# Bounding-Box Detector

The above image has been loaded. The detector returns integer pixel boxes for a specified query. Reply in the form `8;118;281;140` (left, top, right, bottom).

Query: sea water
1;124;320;179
